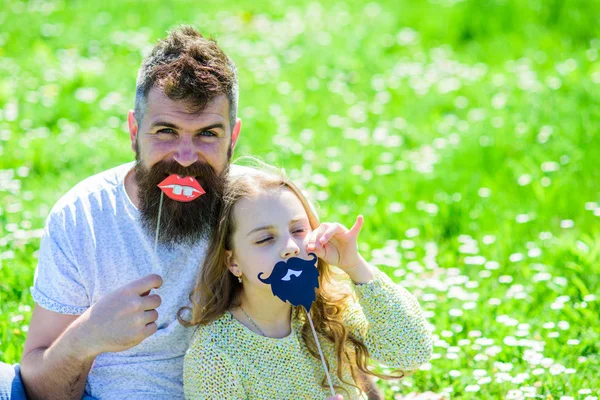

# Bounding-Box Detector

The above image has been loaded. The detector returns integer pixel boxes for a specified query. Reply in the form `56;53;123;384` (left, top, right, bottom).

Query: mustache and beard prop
257;253;320;312
257;252;336;395
134;159;227;248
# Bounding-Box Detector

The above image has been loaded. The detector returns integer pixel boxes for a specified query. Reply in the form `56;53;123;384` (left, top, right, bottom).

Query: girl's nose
281;238;300;259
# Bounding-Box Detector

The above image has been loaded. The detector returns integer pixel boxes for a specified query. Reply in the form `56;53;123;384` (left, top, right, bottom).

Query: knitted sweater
183;267;432;400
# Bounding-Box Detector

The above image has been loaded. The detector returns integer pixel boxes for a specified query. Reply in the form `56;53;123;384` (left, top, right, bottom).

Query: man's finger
141;294;162;310
144;310;159;324
142;322;158;337
127;274;163;295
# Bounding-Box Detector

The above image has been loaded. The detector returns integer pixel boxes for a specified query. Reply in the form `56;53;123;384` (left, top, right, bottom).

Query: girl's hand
306;215;373;283
326;395;343;400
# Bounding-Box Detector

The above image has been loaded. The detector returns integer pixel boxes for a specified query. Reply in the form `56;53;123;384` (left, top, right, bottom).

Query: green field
1;0;599;398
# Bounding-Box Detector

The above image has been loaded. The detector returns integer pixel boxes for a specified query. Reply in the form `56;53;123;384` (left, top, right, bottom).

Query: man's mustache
134;158;226;247
141;160;219;185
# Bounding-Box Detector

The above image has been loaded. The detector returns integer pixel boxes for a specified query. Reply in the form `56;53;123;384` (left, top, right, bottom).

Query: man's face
128;88;241;246
131;87;239;174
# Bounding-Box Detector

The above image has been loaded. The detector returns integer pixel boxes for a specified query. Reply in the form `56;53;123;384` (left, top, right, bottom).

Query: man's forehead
144;87;229;124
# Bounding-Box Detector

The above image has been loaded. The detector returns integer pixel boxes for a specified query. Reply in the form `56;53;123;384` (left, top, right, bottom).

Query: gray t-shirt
31;161;227;399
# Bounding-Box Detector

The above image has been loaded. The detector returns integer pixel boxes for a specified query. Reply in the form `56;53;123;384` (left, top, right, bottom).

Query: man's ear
231;118;242;151
225;250;239;275
128;110;138;153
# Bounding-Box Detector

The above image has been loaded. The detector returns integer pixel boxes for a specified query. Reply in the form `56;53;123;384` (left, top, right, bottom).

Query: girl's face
227;188;312;289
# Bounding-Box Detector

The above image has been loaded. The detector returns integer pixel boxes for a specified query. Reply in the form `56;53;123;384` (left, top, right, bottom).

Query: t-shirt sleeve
30;207;89;315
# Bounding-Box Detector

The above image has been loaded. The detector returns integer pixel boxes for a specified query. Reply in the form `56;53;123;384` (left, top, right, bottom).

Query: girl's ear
225;250;239;275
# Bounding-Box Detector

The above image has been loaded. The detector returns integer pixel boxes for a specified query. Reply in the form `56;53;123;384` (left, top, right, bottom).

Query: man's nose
173;136;199;167
281;237;300;259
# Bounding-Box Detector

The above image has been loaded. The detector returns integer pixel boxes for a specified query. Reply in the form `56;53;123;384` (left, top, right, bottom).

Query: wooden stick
307;310;335;396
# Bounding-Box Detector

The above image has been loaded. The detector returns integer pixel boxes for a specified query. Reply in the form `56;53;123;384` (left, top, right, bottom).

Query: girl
179;167;432;399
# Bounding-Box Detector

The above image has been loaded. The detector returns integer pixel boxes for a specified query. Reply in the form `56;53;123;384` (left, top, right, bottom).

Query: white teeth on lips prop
158;174;206;202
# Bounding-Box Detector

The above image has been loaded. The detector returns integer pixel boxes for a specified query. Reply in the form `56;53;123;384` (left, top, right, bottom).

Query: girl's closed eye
293;228;308;236
255;236;274;245
255;229;305;245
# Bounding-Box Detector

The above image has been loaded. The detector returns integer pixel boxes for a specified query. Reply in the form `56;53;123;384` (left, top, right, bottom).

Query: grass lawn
1;0;599;398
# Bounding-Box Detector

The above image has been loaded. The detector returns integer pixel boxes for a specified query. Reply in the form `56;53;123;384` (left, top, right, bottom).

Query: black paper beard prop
134;159;227;248
257;253;320;312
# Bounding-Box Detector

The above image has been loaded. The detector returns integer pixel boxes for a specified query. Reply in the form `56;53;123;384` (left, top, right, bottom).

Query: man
1;26;241;399
0;25;384;400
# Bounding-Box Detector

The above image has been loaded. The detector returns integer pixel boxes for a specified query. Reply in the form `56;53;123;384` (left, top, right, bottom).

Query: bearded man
8;26;241;400
0;25;384;400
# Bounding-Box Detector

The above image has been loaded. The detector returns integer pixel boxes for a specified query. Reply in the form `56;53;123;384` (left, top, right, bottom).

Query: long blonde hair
178;165;404;394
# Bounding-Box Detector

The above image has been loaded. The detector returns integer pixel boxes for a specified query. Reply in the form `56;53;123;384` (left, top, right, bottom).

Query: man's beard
134;159;227;248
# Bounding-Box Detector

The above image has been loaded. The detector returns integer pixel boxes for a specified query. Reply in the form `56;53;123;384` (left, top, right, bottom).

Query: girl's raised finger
348;215;364;236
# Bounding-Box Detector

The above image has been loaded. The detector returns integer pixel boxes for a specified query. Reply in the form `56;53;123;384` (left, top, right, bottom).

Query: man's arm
21;274;163;400
20;306;94;400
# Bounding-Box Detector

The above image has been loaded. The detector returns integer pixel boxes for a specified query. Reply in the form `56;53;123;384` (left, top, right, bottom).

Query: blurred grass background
0;0;599;398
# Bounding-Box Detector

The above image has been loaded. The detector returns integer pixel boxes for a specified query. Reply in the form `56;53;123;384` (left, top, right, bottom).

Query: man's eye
157;128;176;134
199;131;217;137
256;237;273;245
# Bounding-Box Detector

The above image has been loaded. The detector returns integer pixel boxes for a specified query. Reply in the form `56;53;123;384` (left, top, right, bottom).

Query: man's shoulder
50;162;134;217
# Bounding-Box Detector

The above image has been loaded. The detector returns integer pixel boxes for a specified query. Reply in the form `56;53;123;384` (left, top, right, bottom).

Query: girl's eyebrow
246;225;274;237
290;216;309;225
246;217;308;237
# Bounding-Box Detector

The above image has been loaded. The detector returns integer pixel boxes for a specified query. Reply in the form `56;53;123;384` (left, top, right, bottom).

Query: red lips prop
158;174;205;202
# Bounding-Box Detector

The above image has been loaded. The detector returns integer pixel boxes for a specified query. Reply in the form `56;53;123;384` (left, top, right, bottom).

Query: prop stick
257;253;336;397
153;191;165;255
152;174;205;266
307;309;336;396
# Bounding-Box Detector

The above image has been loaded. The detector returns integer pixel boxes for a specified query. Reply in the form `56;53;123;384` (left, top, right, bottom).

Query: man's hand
21;274;162;400
77;274;163;356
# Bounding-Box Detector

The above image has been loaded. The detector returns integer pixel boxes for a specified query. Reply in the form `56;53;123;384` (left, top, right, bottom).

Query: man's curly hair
134;25;238;131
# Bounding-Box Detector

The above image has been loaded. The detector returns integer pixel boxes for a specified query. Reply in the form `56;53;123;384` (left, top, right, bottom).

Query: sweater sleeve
343;266;432;371
183;333;246;400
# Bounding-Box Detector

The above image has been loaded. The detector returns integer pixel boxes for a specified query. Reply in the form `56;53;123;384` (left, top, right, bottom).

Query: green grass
1;0;599;398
